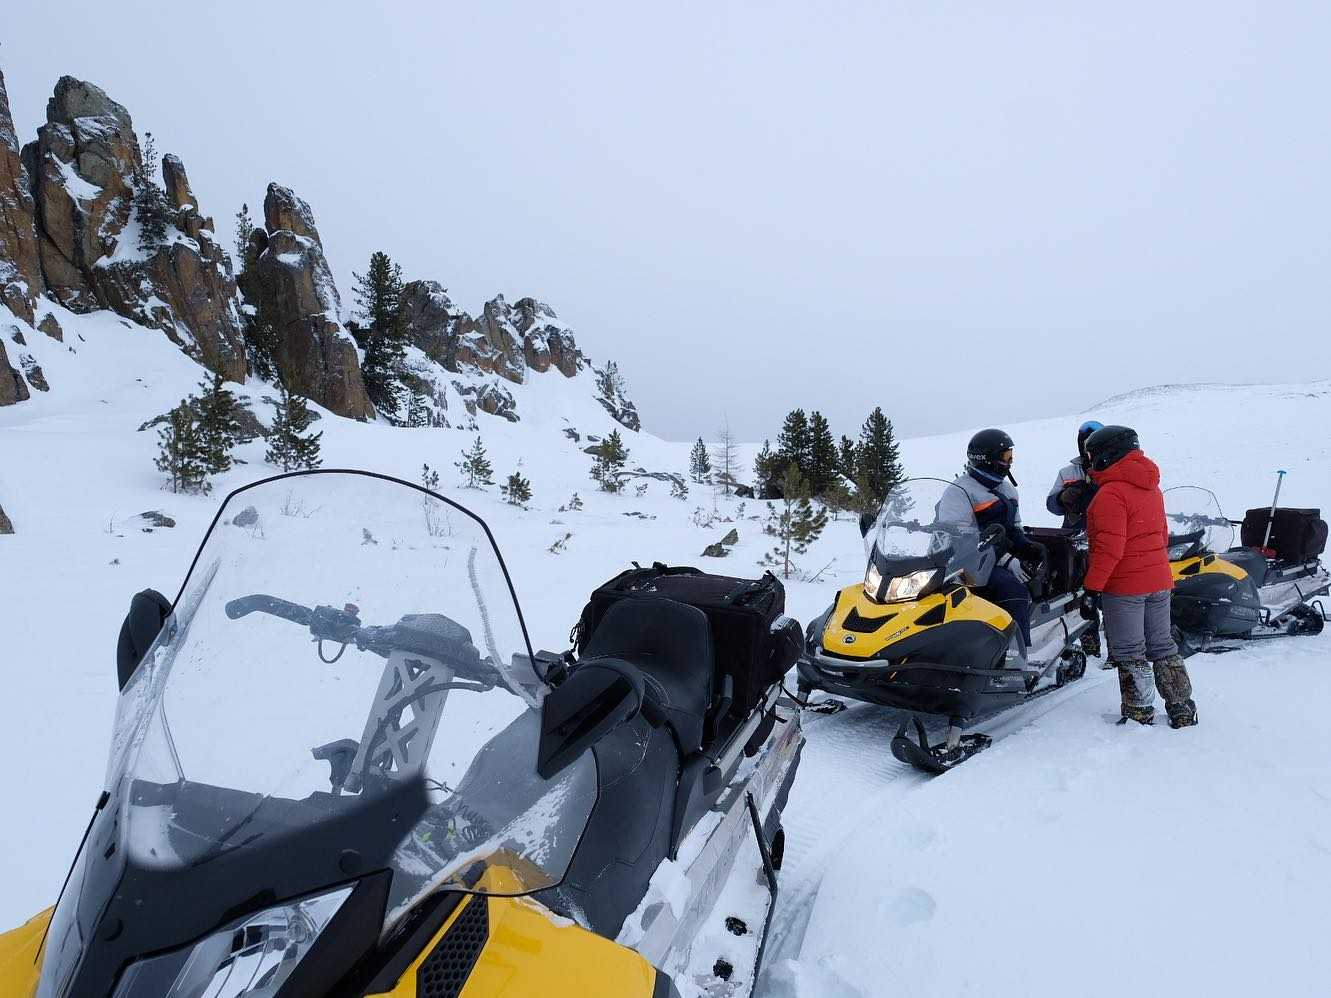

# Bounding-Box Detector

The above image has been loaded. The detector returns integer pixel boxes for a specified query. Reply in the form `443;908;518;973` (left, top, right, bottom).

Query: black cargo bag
1240;507;1328;563
575;563;794;722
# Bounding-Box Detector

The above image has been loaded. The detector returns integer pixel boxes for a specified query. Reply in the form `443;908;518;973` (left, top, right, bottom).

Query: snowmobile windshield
863;479;980;602
1164;486;1233;557
39;472;598;998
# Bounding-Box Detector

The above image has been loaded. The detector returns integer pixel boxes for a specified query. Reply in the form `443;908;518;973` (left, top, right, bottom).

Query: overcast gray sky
4;1;1329;442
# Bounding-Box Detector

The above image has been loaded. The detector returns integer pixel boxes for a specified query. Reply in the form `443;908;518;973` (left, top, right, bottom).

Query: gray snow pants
1101;590;1177;662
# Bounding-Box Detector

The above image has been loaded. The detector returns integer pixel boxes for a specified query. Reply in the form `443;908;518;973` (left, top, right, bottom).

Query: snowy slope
2;310;1329;998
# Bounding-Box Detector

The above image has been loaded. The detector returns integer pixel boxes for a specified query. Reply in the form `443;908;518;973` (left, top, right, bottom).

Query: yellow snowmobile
797;477;1092;772
1165;483;1328;655
0;471;802;997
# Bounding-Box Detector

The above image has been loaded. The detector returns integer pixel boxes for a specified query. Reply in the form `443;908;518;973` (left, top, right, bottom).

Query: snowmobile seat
1220;547;1269;587
579;597;714;755
1025;527;1082;598
1240;507;1327;564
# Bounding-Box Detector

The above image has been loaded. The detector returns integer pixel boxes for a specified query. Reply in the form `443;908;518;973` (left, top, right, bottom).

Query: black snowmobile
0;471;803;998
796;477;1093;773
1165;483;1329;655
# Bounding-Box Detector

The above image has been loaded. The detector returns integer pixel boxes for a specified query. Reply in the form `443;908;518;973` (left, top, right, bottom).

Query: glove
1058;483;1089;514
1079;590;1101;620
999;552;1031;584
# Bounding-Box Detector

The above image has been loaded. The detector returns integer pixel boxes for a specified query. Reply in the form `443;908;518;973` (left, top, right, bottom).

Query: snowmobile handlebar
224;593;503;685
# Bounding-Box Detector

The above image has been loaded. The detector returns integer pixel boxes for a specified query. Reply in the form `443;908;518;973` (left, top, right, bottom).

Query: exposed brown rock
258;184;372;420
0;336;30;405
0;68;45;324
161;153;196;212
26;77;138;310
263;183;323;247
37;312;62;341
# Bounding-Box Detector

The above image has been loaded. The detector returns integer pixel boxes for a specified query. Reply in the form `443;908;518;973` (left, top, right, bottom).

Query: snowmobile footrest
805;697;847;715
890;716;992;774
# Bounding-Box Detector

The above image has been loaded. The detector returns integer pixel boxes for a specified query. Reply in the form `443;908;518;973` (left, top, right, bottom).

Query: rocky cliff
250;183;373;420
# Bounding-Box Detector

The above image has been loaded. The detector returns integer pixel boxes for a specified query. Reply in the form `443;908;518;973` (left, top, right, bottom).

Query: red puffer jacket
1084;450;1175;595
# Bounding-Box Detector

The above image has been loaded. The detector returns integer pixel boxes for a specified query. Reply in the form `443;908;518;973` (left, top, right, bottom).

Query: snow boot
1152;655;1197;728
1080;627;1102;659
1115;658;1155;725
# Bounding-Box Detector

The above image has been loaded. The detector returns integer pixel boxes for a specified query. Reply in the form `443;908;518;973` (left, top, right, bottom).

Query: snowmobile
1165;481;1329;656
0;470;803;998
796;477;1093;773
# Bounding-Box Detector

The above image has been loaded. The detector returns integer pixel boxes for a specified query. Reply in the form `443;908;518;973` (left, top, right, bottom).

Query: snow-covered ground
2;308;1328;996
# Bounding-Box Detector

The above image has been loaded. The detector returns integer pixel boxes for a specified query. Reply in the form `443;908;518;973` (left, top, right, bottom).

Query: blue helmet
1077;420;1103;458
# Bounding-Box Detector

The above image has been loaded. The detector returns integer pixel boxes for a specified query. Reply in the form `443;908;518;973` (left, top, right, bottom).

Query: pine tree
856;407;905;506
839;435;858;479
353;251;410;420
234;210;282;382
156;400;210;494
405;389;431;428
775;409;812;483
689;436;712;483
567;492;584;511
807;411;839;496
753;439;783;500
234;203;255;263
132;133;175;252
591;429;629;493
762;465;829;580
713;417;740;495
501;472;533;506
456;436;494;489
194;371;242;475
265;382;323;471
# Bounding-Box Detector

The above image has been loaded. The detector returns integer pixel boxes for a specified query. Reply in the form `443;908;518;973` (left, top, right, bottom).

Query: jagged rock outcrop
0;335;29;404
593;360;641;431
24;77;137;310
0;501;13;534
256;183;372;420
18;76;242;379
0;68;51;333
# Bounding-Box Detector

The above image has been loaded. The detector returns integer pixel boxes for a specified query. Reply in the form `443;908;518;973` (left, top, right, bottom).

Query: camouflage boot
1153;655;1198;728
1080;627;1102;660
1115;659;1155;725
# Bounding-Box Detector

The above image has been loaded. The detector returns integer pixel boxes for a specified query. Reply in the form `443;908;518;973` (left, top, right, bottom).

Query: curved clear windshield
1164;486;1233;554
870;478;979;561
105;472;595;909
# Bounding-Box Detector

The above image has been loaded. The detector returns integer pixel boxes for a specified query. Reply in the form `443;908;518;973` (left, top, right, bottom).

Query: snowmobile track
756;669;1113;995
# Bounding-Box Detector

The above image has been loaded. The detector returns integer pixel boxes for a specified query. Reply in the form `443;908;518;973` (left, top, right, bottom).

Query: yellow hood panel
0;908;51;998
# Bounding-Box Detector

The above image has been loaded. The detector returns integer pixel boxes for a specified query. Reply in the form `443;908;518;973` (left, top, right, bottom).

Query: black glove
1079;590;1101;620
1058;482;1089;515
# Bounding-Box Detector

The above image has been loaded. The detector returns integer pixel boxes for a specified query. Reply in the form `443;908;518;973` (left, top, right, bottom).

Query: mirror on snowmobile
858;511;876;538
537;659;645;779
115;588;172;690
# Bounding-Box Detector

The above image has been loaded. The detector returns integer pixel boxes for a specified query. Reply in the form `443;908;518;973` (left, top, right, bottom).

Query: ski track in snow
759;670;1115;996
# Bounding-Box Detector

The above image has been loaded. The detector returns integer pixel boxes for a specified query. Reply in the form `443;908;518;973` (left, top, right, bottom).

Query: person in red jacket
1082;425;1198;728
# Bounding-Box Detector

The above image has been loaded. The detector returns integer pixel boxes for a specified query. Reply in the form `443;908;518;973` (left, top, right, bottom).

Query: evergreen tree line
752;405;904;512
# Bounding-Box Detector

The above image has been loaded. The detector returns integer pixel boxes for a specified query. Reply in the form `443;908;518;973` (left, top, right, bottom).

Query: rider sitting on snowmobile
945;429;1045;654
1082;424;1198;728
1046;420;1103;529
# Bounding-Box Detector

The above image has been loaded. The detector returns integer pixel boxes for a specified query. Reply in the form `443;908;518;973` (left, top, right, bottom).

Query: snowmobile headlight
864;563;884;601
884;569;935;603
1167;541;1194;561
110;886;353;998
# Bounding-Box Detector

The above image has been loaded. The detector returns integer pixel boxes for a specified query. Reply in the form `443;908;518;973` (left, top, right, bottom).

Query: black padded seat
1221;548;1268;587
580;598;714;754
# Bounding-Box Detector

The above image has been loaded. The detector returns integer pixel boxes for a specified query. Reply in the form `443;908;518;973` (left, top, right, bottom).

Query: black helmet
1084;424;1139;471
967;428;1015;479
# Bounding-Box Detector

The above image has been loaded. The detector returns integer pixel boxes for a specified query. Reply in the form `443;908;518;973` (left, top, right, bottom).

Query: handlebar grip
225;595;313;627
